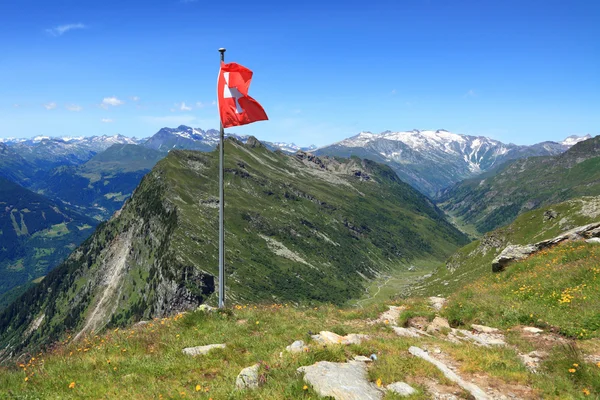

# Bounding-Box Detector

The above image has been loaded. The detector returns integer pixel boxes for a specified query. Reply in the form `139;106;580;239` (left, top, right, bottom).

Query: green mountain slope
0;138;468;355
413;195;600;297
0;177;97;303
36;144;164;220
438;135;600;235
0;143;36;186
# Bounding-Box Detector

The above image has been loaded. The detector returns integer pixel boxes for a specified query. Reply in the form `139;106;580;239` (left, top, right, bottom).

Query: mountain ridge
0;137;468;355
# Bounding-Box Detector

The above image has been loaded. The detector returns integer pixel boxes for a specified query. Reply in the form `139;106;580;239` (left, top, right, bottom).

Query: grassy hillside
0;177;96;303
438;135;600;235
1;239;599;398
0;139;467;356
412;196;600;298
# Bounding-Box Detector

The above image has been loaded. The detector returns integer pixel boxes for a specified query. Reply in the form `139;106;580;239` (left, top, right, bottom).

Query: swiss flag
217;62;268;128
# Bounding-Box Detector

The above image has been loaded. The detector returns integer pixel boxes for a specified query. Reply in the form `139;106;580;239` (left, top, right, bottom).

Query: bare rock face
297;360;383;400
235;363;261;390
182;343;225;356
492;244;538;272
492;222;600;272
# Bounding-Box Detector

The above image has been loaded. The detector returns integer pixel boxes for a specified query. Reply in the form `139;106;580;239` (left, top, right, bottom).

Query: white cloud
131;96;140;101
46;23;86;37
43;102;57;110
13;104;19;108
101;118;114;123
464;89;476;97
101;96;125;108
66;104;82;112
211;100;217;106
178;102;192;111
195;101;205;109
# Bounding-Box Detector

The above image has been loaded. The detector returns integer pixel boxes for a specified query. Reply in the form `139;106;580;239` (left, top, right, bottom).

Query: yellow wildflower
583;388;590;396
195;385;201;392
568;368;576;373
376;378;382;387
303;385;308;390
69;382;76;389
24;377;29;382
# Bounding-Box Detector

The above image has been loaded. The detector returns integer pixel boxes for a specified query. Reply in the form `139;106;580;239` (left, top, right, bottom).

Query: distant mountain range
315;130;591;197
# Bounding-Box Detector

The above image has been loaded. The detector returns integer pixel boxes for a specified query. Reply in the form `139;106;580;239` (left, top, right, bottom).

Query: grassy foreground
1;242;600;398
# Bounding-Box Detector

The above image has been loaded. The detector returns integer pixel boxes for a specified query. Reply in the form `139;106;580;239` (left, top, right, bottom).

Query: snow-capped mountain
561;134;592;146
2;134;145;169
143;125;316;154
315;129;591;197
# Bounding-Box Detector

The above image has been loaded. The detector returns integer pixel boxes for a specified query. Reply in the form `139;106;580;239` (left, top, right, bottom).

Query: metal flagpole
218;47;226;309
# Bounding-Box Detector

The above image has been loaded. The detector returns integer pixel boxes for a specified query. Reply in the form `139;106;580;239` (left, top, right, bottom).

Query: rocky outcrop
297;360;383;400
235;363;261;390
492;222;600;272
182;343;226;356
311;331;369;346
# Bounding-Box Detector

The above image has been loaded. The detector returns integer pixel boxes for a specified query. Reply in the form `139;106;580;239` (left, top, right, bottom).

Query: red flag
217;62;268;128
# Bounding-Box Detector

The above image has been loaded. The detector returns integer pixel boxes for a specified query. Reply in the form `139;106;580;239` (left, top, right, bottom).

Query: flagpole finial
219;48;226;62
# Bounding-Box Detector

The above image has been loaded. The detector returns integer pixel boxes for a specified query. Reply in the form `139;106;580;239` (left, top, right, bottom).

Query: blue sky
0;0;598;146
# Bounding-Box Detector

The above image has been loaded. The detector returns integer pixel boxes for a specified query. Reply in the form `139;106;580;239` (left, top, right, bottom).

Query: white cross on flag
217;61;268;128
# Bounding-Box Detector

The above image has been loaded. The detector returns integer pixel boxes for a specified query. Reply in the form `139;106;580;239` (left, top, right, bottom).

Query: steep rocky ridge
0;138;467;356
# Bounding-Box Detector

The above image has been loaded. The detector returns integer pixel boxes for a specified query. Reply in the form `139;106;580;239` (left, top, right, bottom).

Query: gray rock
450;328;506;347
429;296;447;311
426;317;450;333
182;343;226;356
386;382;417;396
471;324;499;334
311;331;369;346
393;326;429;338
408;346;490;400
492;244;537;272
586;237;600;244
297;360;383;400
286;340;308;353
353;355;373;362
235;363;260;389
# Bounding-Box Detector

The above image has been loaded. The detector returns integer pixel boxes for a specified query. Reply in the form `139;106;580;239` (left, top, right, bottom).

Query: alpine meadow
1;1;599;399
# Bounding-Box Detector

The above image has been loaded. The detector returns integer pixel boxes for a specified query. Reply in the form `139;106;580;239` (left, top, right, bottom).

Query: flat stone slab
353;355;373;362
387;381;417;396
311;331;369;346
182;343;226;356
471;324;499;334
298;360;383;400
449;329;506;347
286;340;308;353
393;326;429;338
236;363;260;389
409;346;490;400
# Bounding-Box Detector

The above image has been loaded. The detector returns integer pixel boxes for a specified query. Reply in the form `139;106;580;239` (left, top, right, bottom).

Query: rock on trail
297;360;383;400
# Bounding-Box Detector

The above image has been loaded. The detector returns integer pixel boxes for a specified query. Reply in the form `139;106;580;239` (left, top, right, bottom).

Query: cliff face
0;138;468;357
